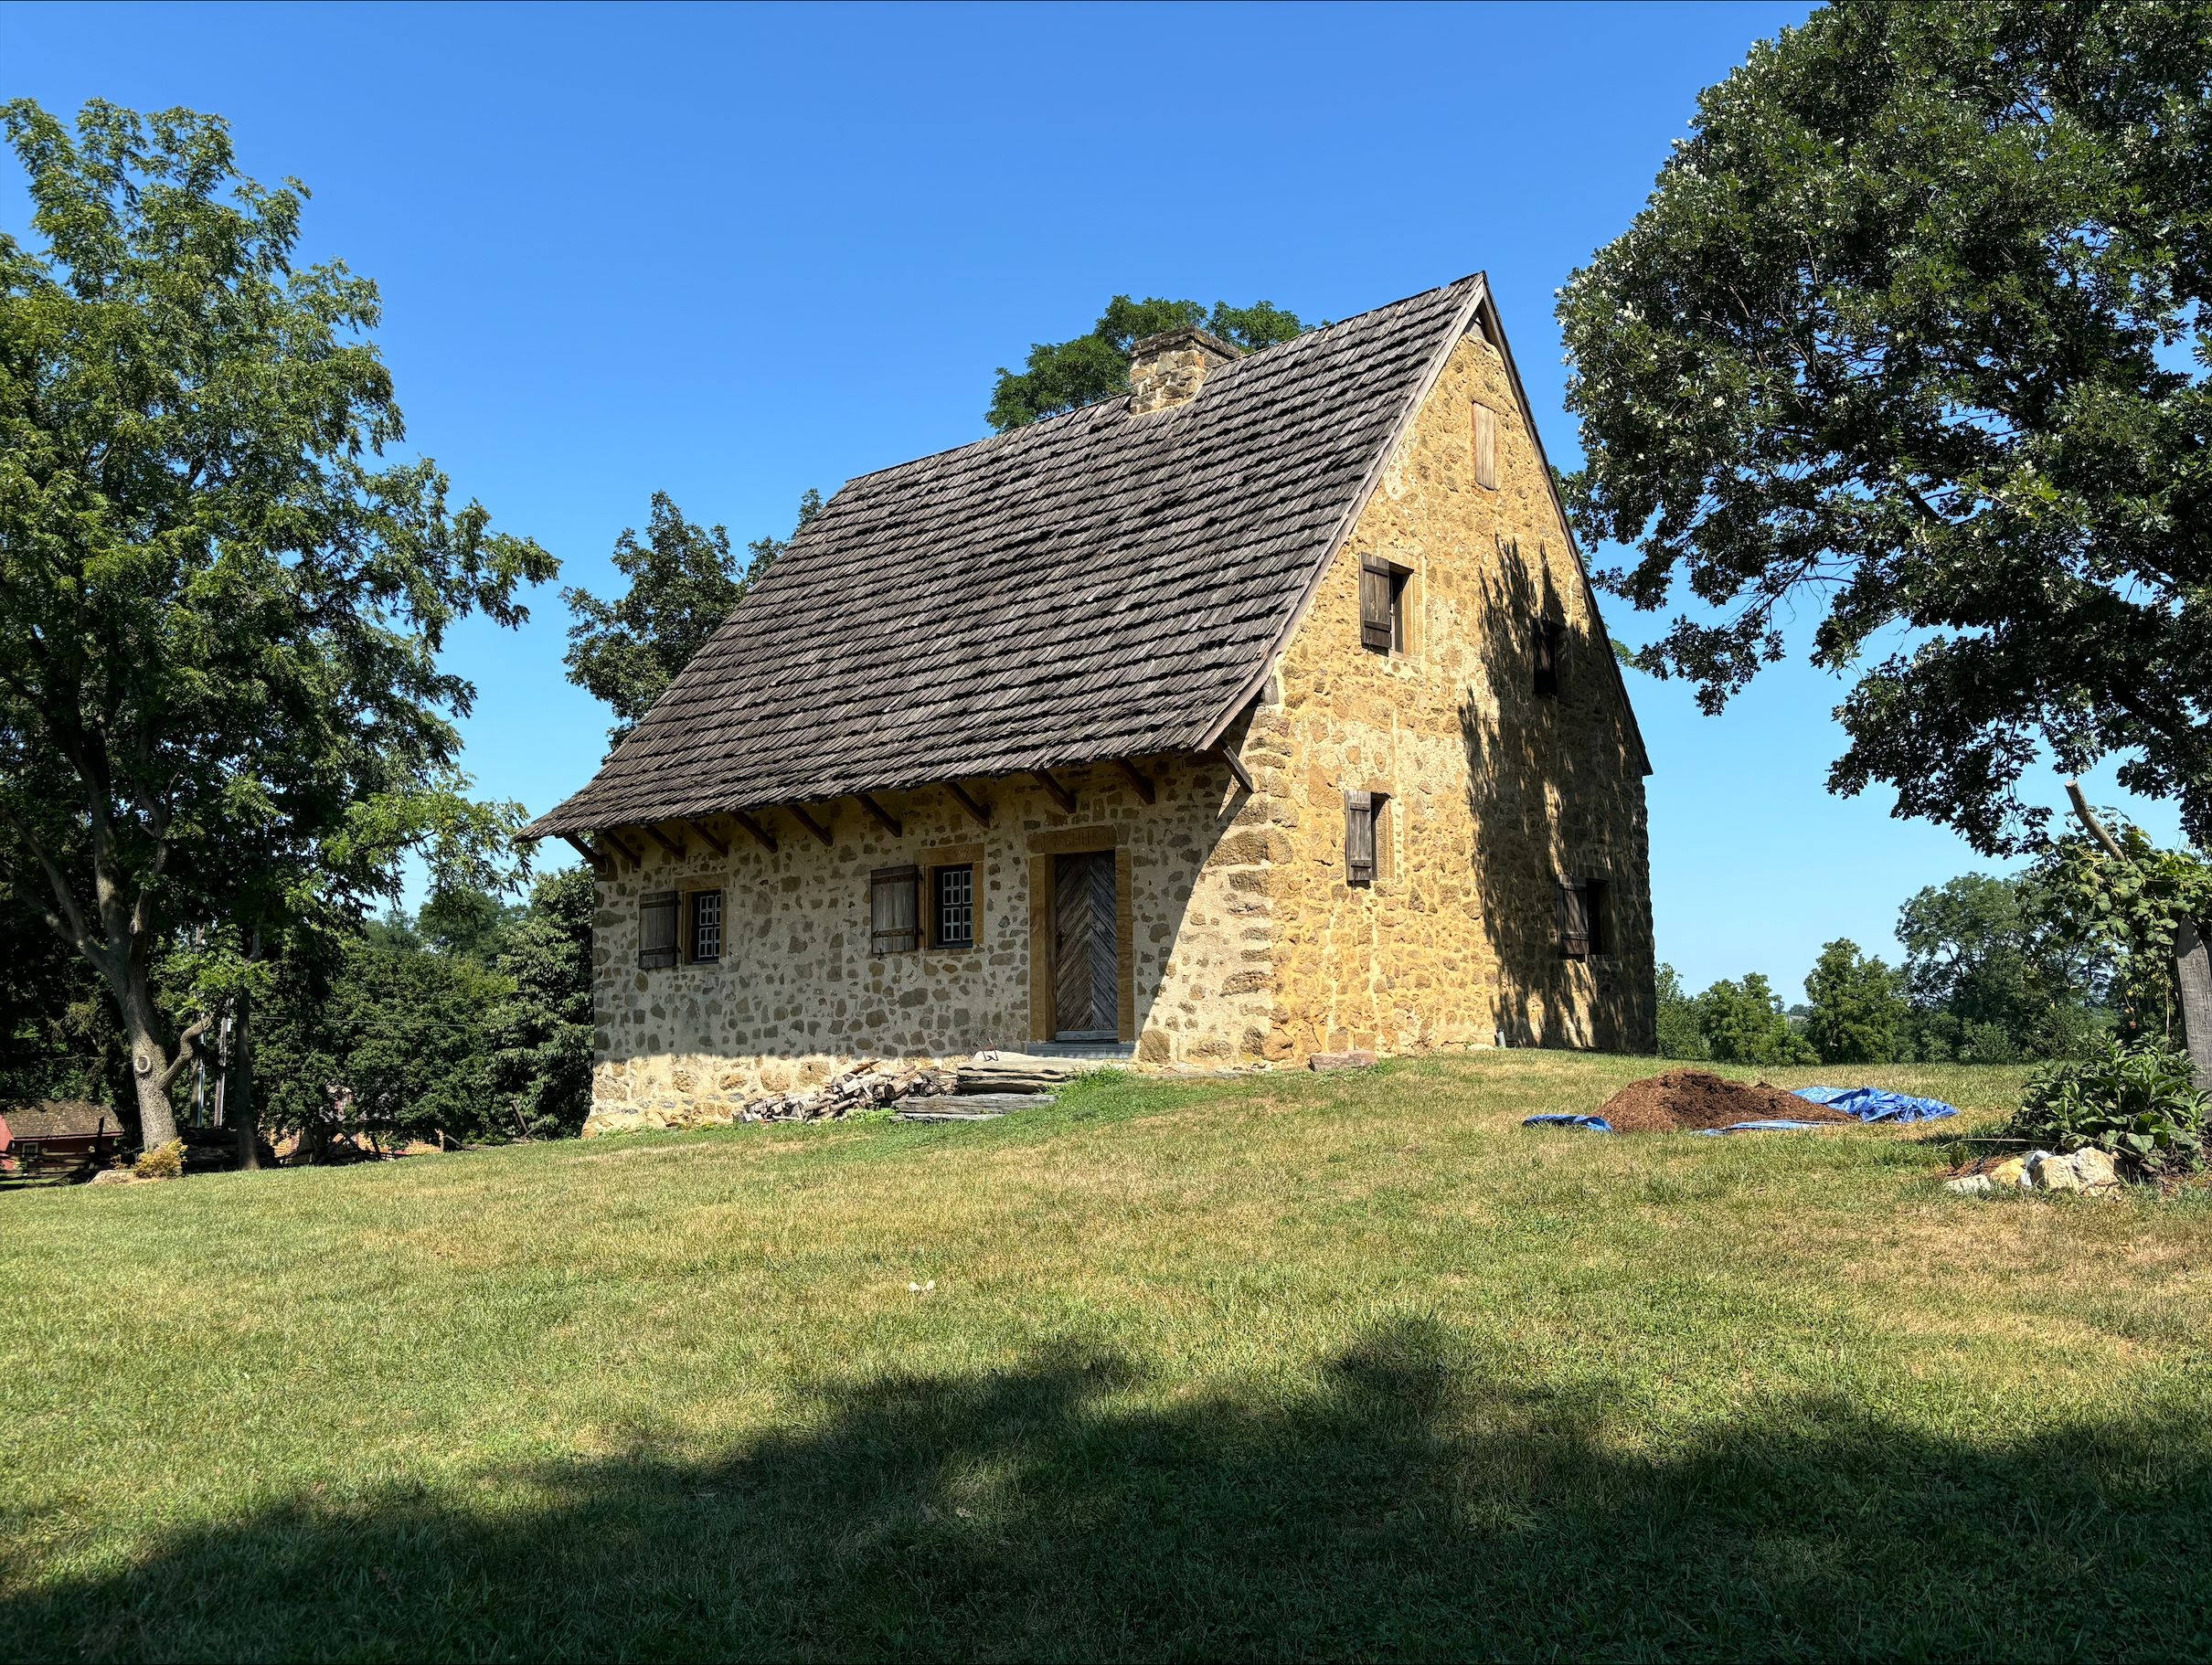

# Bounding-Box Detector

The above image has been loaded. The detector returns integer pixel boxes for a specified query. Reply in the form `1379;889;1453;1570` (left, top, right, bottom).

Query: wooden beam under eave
601;828;645;868
1114;758;1156;805
1033;768;1077;814
786;802;835;847
856;793;903;837
644;822;686;860
687;818;729;858
729;809;779;854
1216;742;1255;795
946;780;992;828
557;832;611;875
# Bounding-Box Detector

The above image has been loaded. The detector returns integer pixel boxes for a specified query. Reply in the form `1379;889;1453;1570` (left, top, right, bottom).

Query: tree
1803;939;1909;1064
563;488;820;746
1654;962;1710;1059
0;100;551;1151
1558;0;2212;855
1694;973;1818;1066
490;865;594;1139
1893;873;2100;1060
987;296;1307;431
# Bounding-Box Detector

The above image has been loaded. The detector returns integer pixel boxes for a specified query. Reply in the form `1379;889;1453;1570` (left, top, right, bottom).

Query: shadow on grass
7;1318;2208;1661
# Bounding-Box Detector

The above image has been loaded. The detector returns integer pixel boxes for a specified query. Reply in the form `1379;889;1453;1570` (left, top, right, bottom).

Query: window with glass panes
932;864;973;949
689;889;723;963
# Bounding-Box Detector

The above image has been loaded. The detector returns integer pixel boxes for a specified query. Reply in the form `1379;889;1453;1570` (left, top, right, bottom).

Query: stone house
526;274;1656;1129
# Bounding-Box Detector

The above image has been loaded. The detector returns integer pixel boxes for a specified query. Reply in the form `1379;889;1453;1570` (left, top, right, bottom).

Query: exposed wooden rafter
1033;768;1077;813
601;828;644;867
787;803;835;847
856;793;903;838
946;780;992;828
729;809;779;853
644;822;686;860
1216;742;1254;795
557;832;611;874
687;819;729;858
1114;758;1156;804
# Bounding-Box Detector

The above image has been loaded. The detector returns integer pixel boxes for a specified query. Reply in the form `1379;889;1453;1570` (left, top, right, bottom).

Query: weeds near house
3;1052;2207;1660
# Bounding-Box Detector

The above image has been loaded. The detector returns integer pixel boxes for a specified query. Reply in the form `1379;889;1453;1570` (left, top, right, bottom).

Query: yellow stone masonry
582;315;1653;1132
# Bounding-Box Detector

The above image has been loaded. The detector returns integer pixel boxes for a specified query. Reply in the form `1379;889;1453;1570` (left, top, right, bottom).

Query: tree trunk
122;979;181;1151
2175;920;2212;1092
232;984;261;1171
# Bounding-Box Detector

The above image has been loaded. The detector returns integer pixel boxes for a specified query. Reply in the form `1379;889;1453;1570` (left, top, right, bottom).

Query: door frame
1026;825;1133;1045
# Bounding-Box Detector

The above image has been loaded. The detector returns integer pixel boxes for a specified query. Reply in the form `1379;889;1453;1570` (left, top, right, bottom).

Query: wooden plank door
1053;851;1118;1040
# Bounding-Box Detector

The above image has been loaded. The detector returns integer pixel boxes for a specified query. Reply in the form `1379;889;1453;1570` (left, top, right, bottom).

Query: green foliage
1654;963;1710;1060
1558;0;2212;853
0;99;549;1143
2016;1039;2207;1174
1803;939;1909;1065
1894;873;2103;1061
563;489;820;746
1693;972;1818;1066
490;867;597;1140
2033;821;2212;1045
254;871;592;1150
987;295;1307;430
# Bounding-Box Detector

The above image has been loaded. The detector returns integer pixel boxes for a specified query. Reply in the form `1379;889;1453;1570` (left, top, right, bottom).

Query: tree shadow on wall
1460;534;1655;1050
8;1317;2209;1661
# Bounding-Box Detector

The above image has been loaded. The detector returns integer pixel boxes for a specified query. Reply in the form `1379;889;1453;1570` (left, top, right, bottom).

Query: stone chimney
1127;327;1239;415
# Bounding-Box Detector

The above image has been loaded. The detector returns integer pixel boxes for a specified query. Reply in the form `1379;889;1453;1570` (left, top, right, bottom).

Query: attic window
638;891;678;969
1534;617;1564;697
1472;403;1498;491
1359;559;1410;654
871;865;920;954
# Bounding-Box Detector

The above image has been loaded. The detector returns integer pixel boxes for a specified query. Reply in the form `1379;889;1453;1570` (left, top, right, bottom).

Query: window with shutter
931;864;973;949
1345;790;1378;886
1359;559;1392;652
870;865;920;954
688;889;723;963
638;891;678;969
1472;403;1498;490
1557;880;1590;961
1534;616;1563;697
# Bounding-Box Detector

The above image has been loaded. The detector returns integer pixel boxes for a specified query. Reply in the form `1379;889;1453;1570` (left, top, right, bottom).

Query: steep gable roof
528;272;1639;837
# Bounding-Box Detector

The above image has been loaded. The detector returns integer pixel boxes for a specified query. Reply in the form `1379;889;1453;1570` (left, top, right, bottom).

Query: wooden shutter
870;865;920;953
1473;404;1498;490
638;892;678;969
1558;880;1590;961
1344;791;1376;886
1359;559;1393;652
1534;617;1561;696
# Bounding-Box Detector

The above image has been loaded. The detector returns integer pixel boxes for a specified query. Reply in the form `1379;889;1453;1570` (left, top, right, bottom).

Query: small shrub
2015;1040;2207;1176
132;1139;185;1181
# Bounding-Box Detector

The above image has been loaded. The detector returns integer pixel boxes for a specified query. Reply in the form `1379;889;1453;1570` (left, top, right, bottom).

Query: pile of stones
1944;1148;2122;1195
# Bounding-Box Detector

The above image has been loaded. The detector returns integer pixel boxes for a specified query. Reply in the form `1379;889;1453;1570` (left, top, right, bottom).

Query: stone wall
586;752;1276;1128
584;318;1655;1130
1251;324;1657;1056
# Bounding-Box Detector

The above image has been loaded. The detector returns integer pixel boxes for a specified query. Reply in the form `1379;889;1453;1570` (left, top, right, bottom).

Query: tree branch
153;1013;211;1097
2065;779;2128;861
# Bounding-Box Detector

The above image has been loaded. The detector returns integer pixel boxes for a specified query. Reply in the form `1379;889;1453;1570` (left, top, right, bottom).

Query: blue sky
7;1;2181;1000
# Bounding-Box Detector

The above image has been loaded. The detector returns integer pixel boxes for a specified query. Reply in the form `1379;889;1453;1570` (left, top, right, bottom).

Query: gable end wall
1253;329;1657;1055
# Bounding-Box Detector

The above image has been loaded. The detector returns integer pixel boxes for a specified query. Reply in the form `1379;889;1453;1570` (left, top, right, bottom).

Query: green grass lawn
4;1051;2209;1662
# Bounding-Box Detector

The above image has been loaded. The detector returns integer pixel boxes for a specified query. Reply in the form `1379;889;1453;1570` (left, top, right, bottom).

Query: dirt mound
1597;1070;1856;1134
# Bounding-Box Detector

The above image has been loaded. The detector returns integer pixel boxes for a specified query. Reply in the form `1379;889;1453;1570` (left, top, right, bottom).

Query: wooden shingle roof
530;273;1572;835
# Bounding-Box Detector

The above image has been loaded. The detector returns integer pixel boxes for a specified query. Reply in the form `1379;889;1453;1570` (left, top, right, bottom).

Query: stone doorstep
895;1093;1056;1123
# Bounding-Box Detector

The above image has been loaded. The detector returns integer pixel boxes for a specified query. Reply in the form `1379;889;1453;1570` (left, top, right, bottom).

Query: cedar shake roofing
528;272;1643;837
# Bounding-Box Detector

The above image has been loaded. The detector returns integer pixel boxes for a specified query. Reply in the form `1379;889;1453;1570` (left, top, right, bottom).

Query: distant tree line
1657;864;2132;1068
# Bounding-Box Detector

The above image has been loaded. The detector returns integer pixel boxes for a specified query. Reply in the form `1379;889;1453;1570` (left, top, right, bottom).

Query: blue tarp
1792;1085;1959;1123
1522;1085;1961;1136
